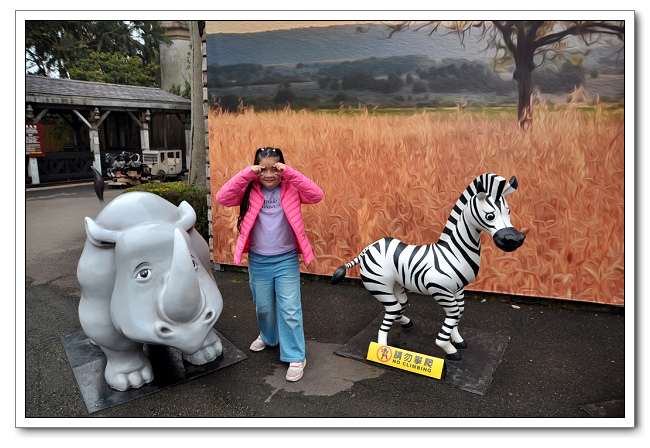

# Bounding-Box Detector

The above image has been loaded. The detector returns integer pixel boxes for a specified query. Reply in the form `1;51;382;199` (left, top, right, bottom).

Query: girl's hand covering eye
273;162;286;173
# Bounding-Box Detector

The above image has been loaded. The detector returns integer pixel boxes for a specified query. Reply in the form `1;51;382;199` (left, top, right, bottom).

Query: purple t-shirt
249;184;297;256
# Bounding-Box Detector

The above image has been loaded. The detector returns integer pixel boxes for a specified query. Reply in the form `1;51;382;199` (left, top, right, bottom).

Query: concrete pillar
185;123;191;170
158;21;191;94
28;158;40;184
140;123;150;151
188;21;207;187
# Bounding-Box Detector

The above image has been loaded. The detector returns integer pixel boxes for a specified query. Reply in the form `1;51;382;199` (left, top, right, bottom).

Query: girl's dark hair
237;147;285;232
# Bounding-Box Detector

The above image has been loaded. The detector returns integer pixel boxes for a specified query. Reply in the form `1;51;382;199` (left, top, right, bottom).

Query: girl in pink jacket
216;147;323;382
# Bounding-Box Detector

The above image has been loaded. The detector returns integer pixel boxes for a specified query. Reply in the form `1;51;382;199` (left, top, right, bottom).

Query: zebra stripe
333;173;522;361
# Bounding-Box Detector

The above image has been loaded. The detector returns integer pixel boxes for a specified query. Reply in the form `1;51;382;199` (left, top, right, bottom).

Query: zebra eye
485;212;495;221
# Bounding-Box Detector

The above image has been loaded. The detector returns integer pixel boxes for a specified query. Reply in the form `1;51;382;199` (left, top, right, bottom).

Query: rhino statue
76;169;224;391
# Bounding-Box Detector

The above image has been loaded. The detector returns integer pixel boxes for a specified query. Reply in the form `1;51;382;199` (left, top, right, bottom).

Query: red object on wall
26;123;46;157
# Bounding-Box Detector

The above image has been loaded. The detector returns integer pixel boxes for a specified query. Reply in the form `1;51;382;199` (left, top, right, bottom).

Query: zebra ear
502;176;518;197
475;180;488;200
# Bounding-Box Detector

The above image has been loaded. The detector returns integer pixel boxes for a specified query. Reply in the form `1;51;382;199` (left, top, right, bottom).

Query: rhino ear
85;217;118;246
176;201;197;232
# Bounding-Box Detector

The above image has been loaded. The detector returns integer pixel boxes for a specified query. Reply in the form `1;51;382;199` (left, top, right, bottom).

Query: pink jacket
216;165;324;265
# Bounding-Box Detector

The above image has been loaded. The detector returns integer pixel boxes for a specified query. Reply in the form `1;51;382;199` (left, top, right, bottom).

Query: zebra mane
438;173;509;243
454;173;507;215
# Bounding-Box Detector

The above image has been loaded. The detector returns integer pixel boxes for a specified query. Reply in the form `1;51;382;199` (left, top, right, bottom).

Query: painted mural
207;21;626;305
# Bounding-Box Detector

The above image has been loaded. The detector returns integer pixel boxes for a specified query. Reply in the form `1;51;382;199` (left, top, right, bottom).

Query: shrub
126;182;210;242
274;88;297;104
215;95;243;113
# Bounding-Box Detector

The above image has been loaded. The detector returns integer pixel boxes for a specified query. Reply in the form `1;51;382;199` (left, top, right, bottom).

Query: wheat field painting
207;21;626;305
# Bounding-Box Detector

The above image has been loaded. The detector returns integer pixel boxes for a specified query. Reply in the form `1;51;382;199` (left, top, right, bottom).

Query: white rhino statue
77;175;223;391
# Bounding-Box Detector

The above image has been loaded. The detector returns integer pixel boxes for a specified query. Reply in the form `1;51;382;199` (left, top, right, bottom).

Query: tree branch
493;21;517;54
535;21;624;48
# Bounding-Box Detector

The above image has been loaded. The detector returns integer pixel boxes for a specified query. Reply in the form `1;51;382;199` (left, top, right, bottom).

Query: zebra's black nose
493;227;526;252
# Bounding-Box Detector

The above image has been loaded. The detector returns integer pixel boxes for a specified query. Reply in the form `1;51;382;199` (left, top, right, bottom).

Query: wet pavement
18;182;638;438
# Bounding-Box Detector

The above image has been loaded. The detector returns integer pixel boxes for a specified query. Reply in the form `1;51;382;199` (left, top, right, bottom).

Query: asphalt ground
16;182;643;443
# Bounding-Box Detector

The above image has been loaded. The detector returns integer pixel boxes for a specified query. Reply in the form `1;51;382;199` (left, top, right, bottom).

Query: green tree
169;80;192;100
382;21;624;129
67;51;158;86
26;21;170;85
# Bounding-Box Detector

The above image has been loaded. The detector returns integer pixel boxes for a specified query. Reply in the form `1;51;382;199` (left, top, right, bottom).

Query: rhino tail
91;166;106;209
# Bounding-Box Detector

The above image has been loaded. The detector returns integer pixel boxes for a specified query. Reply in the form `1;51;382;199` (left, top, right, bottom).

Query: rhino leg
101;345;154;391
183;328;223;365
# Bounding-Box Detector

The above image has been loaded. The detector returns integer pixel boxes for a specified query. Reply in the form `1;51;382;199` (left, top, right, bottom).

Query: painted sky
205;21;494;67
206;21;371;34
206;20;625;70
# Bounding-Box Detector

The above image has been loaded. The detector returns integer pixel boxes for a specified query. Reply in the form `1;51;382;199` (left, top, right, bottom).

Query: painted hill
206;23;625;110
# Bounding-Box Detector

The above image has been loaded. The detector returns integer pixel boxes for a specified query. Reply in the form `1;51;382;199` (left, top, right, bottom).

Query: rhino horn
162;228;202;323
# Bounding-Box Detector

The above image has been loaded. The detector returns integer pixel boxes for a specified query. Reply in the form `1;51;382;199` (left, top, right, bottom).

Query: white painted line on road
26;192;77;200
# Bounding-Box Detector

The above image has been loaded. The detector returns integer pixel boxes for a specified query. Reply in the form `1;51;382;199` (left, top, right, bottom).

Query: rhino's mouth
152;304;218;351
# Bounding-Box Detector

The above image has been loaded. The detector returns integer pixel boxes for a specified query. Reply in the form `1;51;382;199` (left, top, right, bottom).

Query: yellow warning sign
366;342;446;379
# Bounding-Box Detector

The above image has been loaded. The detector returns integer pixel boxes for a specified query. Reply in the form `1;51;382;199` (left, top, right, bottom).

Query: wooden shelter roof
25;75;191;112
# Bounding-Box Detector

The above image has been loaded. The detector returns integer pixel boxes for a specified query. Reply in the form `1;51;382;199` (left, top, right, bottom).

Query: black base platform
581;399;625;417
334;313;509;396
61;329;247;413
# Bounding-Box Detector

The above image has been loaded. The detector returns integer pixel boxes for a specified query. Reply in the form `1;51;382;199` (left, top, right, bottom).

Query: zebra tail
331;265;348;285
331;248;367;285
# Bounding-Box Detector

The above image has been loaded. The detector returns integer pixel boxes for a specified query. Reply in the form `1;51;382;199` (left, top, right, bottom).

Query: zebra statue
331;173;526;361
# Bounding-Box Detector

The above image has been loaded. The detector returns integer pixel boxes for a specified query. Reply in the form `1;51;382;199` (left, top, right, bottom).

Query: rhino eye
136;268;152;280
191;258;199;270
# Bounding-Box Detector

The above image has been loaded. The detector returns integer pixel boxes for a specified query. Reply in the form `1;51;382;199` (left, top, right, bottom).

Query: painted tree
384;21;625;129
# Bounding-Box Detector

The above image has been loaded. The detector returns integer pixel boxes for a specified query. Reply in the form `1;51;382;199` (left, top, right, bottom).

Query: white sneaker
286;359;306;382
249;336;266;352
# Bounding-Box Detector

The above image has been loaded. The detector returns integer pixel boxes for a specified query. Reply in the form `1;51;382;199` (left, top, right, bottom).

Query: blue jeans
248;249;305;362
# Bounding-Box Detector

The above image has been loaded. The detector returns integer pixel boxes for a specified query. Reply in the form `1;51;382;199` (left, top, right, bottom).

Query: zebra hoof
331;266;347;285
454;340;468;350
401;321;413;329
446;352;462;361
